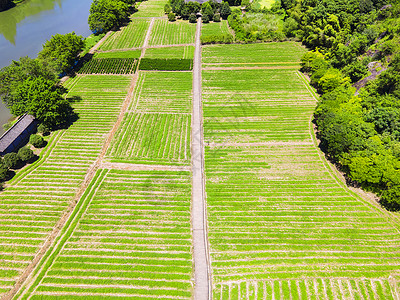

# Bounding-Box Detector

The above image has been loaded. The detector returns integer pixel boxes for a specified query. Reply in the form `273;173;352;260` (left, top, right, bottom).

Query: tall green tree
38;32;84;75
88;0;130;34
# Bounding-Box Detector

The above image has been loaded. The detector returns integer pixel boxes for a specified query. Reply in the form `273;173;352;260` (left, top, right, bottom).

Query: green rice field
133;0;167;18
106;71;192;165
149;20;196;46
201;20;231;37
99;19;150;51
27;170;193;299
144;46;195;59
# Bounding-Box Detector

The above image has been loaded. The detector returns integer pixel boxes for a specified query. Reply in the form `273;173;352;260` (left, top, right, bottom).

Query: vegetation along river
0;0;92;134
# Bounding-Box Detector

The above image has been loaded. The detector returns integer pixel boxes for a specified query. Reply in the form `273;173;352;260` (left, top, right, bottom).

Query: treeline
166;0;231;23
88;0;136;34
288;0;400;208
0;0;23;12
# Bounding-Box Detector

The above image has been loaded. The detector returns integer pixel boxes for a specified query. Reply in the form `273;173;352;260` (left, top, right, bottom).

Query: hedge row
139;58;193;71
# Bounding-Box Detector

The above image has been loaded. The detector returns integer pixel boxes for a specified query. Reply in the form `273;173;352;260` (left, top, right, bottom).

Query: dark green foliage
343;60;368;83
189;13;197;23
200;34;234;44
202;15;210;23
37;123;50;135
220;1;231;19
201;2;214;20
78;58;138;74
0;0;12;11
10;77;74;129
0;163;7;181
38;32;84;75
168;12;176;21
30;134;46;148
4;152;19;169
164;3;172;13
0;57;56;109
213;13;221;22
88;0;130;34
139;58;193;71
17;147;34;162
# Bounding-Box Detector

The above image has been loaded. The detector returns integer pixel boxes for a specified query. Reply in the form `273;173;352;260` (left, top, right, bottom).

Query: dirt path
191;18;211;300
141;17;155;57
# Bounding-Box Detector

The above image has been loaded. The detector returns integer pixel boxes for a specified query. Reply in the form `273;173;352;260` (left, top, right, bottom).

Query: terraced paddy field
106;71;192;165
26;170;193;299
98;19;150;51
0;75;131;297
148;19;196;46
203;44;400;299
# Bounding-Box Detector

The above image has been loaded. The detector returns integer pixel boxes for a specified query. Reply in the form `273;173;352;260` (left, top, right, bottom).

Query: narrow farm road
141;17;155;57
191;18;211;300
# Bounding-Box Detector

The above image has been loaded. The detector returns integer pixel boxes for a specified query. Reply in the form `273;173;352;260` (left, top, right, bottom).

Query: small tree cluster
30;134;46;148
0;147;34;181
167;0;231;22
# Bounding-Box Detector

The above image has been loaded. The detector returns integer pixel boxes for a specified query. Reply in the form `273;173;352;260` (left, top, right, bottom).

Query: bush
37;123;51;135
139;58;193;71
168;12;176;21
200;34;234;44
18;147;34;162
189;13;197;23
220;1;231;19
4;153;19;169
213;13;221;22
0;164;7;181
164;3;172;14
30;134;46;148
202;15;210;23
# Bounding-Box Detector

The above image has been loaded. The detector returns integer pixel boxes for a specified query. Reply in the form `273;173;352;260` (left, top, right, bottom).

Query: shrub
0;165;7;181
37;123;51;135
220;1;231;19
30;134;46;148
139;58;193;71
168;12;176;22
189;13;197;23
213;13;221;22
164;3;172;14
18;147;34;162
202;15;210;23
4;153;19;169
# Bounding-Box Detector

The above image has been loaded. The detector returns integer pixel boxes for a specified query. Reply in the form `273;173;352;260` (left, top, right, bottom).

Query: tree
168;12;176;21
10;77;73;128
30;134;46;148
202;14;210;23
189;13;197;23
318;68;350;94
4;153;19;169
88;0;130;34
17;147;34;162
220;2;231;19
0;57;55;109
213;12;221;22
201;2;214;20
181;5;191;19
164;3;172;14
38;32;84;75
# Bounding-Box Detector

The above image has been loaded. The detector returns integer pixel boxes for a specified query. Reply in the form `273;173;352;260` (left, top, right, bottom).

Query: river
0;0;92;134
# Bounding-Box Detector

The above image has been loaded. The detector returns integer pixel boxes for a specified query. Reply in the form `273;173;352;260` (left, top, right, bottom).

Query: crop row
133;0;167;18
149;19;196;46
107;113;191;164
202;69;315;143
99;19;150;51
202;42;306;65
201;45;400;299
27;170;193;299
144;46;195;59
214;278;397;300
0;75;131;297
78;58;138;74
139;58;193;71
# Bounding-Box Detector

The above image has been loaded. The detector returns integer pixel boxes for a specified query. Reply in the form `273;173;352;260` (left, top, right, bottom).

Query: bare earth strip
191;18;212;300
100;162;190;171
202;66;300;71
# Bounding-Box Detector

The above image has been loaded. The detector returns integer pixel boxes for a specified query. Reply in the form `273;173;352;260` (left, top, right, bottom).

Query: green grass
149;19;196;46
133;0;167;18
201;20;231;37
0;75;131;298
94;50;142;58
99;19;150;50
144;46;195;59
27;170;193;299
203;43;400;299
106;71;192;164
202;42;306;66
